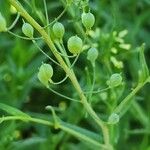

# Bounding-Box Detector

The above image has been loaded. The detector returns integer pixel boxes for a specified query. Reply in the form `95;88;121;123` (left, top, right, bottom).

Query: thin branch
7;13;20;30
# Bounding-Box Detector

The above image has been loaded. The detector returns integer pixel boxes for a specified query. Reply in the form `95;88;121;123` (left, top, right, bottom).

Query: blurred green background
0;0;150;149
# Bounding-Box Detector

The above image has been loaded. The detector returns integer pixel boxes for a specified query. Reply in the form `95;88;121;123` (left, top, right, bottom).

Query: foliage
0;0;150;150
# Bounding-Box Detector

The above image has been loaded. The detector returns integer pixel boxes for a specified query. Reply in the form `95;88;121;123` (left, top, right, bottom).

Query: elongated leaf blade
0;103;31;118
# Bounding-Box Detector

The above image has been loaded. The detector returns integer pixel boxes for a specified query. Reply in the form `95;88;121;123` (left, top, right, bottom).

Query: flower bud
38;63;53;87
0;13;7;32
81;12;95;30
22;22;34;38
52;22;65;39
67;35;83;54
107;73;122;88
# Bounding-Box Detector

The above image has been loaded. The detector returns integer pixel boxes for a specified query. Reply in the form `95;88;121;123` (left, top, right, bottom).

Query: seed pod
0;13;7;32
22;22;34;38
87;47;98;65
66;0;73;5
108;113;119;124
81;12;95;30
107;73;122;88
38;63;53;87
67;35;83;54
52;22;65;39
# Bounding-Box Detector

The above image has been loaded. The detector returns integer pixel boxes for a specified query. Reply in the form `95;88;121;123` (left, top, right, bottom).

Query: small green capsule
107;73;122;88
38;63;53;87
22;22;34;38
66;0;73;5
0;13;7;32
52;22;65;39
87;47;98;65
67;35;83;54
81;12;95;30
108;113;119;124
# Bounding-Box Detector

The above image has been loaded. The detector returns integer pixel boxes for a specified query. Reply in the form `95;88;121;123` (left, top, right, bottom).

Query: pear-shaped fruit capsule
67;35;83;54
107;73;122;88
81;12;95;30
108;113;119;124
66;0;73;5
87;47;98;65
0;13;7;32
38;63;53;87
52;22;65;39
22;22;34;38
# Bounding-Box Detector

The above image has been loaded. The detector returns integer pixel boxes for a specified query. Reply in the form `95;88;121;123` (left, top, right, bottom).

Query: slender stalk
9;0;110;147
84;87;110;94
43;0;50;34
0;116;108;149
7;30;41;40
50;75;68;85
88;65;96;103
32;40;61;67
114;76;150;116
7;13;20;30
44;6;68;28
48;86;80;103
55;40;71;67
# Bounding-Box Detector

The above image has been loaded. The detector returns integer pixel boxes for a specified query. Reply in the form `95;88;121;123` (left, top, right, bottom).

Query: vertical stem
88;65;96;103
55;40;71;67
43;0;50;34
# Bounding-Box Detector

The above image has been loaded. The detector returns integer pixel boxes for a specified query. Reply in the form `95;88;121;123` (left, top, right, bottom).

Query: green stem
125;129;150;135
88;65;96;104
50;75;68;85
48;86;80;103
43;0;50;34
7;13;20;30
0;116;108;149
114;77;150;116
32;40;61;67
84;87;110;94
9;0;110;147
44;6;68;28
7;30;41;40
55;41;71;67
53;49;76;58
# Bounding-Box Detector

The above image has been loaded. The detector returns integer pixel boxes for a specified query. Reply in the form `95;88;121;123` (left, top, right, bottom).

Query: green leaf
9;137;46;150
0;103;31;119
61;121;102;146
138;43;149;82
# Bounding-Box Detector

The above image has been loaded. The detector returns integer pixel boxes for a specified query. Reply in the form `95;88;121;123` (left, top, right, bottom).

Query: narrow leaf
139;43;149;82
61;121;102;143
0;103;31;119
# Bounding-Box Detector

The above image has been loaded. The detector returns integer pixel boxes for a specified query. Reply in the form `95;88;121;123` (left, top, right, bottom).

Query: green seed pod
38;63;53;87
107;73;122;88
0;13;7;32
22;22;34;38
52;22;65;39
81;12;95;30
108;113;119;124
67;35;83;54
87;47;98;65
66;0;73;5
